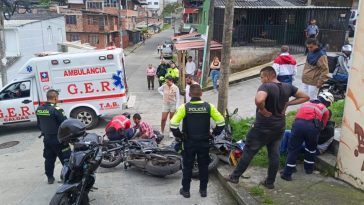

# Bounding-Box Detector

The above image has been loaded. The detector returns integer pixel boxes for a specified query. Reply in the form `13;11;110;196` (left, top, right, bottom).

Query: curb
216;167;261;205
202;73;260;92
124;42;144;56
316;153;337;177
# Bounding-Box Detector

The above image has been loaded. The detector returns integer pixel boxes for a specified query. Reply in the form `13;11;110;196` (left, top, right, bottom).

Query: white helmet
341;44;352;52
318;91;335;106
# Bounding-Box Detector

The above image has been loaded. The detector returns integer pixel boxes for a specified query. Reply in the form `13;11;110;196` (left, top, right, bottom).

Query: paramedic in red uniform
281;91;334;181
105;113;132;140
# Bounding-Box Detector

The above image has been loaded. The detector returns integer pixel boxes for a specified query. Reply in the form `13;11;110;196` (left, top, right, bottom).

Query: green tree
162;2;182;16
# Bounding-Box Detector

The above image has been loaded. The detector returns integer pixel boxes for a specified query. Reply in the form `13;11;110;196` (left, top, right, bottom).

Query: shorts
163;103;176;113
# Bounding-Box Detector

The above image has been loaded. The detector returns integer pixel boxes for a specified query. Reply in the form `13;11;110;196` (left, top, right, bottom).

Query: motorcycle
49;133;103;205
100;137;220;177
101;138;181;177
319;78;347;101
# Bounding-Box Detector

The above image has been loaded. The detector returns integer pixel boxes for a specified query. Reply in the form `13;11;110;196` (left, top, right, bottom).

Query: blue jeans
277;75;293;85
211;70;220;90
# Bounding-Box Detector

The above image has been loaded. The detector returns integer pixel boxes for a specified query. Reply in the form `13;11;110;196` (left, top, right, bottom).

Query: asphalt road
0;29;237;205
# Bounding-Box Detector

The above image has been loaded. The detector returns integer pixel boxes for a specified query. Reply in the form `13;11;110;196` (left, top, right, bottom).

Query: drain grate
0;141;20;149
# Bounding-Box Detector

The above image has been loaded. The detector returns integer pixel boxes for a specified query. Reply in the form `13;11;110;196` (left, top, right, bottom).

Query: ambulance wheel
71;107;99;130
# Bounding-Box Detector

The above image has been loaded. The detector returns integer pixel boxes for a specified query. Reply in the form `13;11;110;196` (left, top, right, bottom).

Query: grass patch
162;24;171;31
250;186;275;204
249;186;265;196
262;196;274;204
329;100;345;127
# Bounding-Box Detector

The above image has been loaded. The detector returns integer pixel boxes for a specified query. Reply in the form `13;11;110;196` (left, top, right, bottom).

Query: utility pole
217;0;234;114
0;10;7;87
201;0;214;87
118;0;123;48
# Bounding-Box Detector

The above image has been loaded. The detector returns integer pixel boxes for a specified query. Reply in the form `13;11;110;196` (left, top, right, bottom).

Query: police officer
36;89;70;184
281;91;334;181
170;84;225;198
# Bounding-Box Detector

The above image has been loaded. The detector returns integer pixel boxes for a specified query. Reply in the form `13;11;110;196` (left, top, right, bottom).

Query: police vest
183;102;211;141
36;103;63;135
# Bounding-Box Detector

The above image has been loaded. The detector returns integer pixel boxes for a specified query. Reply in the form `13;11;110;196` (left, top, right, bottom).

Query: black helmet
122;112;131;119
58;119;86;144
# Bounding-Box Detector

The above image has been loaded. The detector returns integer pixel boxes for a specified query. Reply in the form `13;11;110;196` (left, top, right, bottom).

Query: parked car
349;9;359;37
161;47;173;59
163;40;173;49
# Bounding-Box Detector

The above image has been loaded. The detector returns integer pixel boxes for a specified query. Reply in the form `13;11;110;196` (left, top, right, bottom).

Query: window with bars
87;2;103;9
87;16;99;25
70;33;80;41
65;15;77;24
89;34;99;45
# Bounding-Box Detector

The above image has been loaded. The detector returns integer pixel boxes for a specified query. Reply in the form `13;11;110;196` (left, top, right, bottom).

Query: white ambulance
0;48;128;129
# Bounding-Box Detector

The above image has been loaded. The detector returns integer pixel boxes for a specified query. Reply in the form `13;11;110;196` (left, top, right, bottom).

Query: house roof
171;32;200;41
214;0;351;9
8;13;64;21
4;20;40;28
184;8;199;14
174;40;222;51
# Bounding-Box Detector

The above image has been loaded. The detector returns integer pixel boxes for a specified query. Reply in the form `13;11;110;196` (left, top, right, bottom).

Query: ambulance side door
0;80;36;124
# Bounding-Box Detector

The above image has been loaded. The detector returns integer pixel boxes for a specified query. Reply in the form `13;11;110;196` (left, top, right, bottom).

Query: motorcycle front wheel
191;153;219;178
49;192;89;205
100;144;124;168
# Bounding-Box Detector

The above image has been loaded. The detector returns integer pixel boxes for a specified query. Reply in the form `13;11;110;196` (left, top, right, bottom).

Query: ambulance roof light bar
34;52;63;57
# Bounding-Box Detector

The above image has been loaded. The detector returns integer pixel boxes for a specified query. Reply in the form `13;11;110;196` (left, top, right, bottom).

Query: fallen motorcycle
100;138;219;177
319;78;347;101
50;120;103;205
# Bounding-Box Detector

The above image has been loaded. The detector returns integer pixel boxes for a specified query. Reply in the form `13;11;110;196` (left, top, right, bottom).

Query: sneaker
279;167;297;175
259;179;275;189
179;188;190;198
199;190;207;197
169;132;174;138
47;176;55;184
224;175;239;184
280;174;292;181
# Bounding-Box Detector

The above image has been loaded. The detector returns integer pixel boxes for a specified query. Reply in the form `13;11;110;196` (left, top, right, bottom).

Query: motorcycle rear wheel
49;192;89;205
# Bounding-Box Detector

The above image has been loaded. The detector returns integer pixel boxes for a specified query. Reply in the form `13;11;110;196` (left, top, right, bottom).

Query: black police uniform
36;102;70;179
170;98;225;193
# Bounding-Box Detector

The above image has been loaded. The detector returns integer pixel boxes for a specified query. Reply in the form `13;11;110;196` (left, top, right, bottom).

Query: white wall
5;17;66;81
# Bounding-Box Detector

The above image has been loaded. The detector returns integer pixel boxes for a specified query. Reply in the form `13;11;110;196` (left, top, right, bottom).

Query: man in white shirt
185;75;199;103
185;56;196;76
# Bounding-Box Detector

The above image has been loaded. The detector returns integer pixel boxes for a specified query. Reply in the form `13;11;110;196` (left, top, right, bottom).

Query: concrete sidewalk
202;54;307;91
217;164;364;205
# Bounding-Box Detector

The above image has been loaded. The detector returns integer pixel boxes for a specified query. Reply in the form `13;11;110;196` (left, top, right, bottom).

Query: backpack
327;55;338;73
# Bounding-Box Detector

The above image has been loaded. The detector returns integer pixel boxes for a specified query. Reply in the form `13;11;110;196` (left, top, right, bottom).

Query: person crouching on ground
170;84;225;198
105;113;133;141
132;113;157;140
224;66;309;189
281;91;334;181
272;45;297;84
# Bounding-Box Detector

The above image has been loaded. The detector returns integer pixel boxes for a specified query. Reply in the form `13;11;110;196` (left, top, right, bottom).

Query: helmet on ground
318;91;335;107
122;112;131;119
341;44;352;52
58;119;86;144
